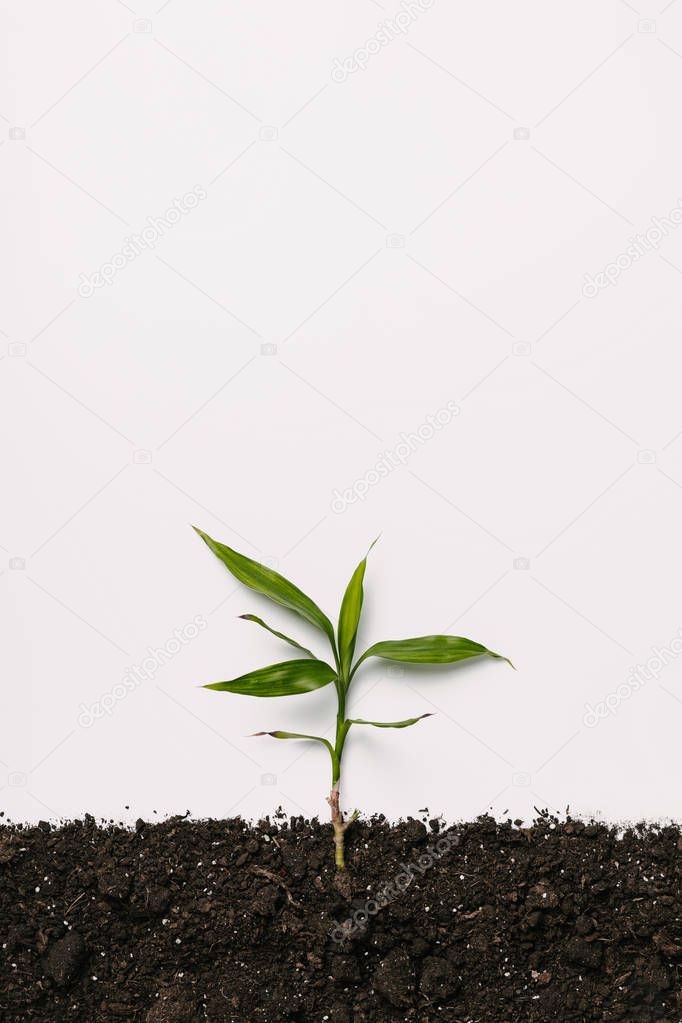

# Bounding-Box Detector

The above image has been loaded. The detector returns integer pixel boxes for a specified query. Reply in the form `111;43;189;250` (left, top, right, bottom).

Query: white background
3;0;682;829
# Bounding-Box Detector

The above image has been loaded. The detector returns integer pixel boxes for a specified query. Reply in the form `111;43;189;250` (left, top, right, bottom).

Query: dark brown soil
1;810;682;1022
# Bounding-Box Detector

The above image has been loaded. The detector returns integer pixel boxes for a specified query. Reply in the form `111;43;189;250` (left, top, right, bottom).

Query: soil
1;810;682;1022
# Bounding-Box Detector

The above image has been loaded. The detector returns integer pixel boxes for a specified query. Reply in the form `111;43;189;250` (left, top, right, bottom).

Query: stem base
328;786;352;870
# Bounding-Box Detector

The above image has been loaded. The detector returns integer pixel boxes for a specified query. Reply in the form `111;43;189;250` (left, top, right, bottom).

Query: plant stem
328;682;354;869
328;785;346;869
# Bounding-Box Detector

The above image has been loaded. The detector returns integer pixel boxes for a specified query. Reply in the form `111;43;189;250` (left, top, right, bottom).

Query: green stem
328;675;354;868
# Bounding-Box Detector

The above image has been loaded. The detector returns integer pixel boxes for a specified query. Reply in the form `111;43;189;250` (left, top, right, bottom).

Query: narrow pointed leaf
337;538;378;679
347;713;433;729
251;730;334;755
203;658;336;697
193;527;335;648
353;635;513;672
239;614;314;657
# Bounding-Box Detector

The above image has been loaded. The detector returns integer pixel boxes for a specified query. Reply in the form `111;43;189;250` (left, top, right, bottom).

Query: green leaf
193;527;335;649
252;730;339;782
239;614;314;657
353;635;513;673
337;538;378;680
347;713;433;729
203;659;336;697
251;729;334;755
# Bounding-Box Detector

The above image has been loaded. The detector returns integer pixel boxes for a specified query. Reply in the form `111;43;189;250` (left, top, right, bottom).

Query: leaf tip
495;653;515;670
490;649;515;670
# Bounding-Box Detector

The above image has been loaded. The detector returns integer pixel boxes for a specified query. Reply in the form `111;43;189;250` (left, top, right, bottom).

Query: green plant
193;528;512;869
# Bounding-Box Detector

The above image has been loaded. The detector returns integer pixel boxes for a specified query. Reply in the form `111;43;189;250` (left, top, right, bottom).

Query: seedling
193;529;512;868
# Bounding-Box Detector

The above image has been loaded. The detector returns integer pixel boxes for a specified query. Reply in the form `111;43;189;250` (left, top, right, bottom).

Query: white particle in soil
35;887;40;893
175;939;181;944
